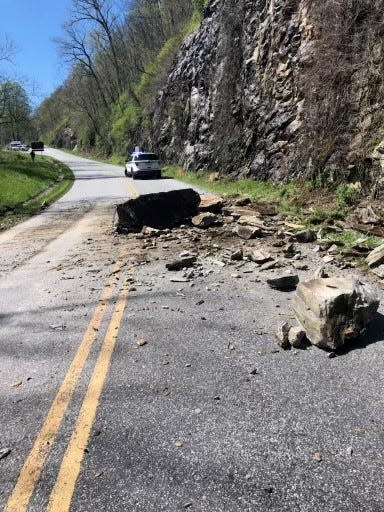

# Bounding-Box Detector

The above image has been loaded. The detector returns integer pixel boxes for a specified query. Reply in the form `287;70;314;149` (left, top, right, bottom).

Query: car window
136;153;158;161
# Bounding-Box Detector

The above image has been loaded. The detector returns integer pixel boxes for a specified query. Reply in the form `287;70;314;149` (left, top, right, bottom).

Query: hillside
36;0;384;188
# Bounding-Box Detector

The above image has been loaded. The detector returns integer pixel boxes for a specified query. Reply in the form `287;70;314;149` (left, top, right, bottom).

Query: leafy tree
0;81;34;144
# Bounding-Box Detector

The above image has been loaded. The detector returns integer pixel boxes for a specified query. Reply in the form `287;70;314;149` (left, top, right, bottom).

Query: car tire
132;172;137;180
124;168;128;177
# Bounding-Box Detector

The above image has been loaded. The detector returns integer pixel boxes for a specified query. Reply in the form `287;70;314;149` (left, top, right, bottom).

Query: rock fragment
276;322;291;349
166;256;196;271
0;448;11;460
289;229;317;243
288;326;306;348
141;226;161;237
366;242;384;268
192;212;218;228
237;215;268;230
358;205;381;225
267;273;299;291
234;225;263;240
260;260;279;271
199;194;223;213
230;249;243;261
293;276;379;350
245;249;273;264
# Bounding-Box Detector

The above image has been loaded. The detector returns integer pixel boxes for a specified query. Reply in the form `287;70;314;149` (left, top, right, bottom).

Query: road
1;148;384;512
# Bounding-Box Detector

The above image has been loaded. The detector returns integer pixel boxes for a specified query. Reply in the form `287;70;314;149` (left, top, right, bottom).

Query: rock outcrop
151;0;384;185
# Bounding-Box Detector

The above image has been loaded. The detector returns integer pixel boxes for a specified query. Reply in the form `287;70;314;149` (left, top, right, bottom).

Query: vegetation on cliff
36;0;384;189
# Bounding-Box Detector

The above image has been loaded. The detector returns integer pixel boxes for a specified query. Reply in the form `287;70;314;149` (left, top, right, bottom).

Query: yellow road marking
5;247;128;512
121;176;139;198
46;280;131;511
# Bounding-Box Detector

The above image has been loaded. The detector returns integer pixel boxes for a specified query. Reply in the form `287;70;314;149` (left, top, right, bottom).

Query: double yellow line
6;247;132;512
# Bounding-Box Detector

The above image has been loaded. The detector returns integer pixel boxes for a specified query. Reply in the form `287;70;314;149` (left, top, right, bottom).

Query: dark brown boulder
115;189;201;232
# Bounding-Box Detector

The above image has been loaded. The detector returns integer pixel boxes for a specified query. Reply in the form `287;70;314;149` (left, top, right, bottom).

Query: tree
58;0;127;104
0;81;33;144
37;0;198;155
0;35;17;63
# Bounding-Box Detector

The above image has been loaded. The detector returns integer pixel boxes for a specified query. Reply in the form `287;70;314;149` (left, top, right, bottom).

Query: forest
34;0;205;157
0;38;35;146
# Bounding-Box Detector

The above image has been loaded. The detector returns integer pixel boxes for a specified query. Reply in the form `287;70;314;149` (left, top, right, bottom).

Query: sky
0;0;72;108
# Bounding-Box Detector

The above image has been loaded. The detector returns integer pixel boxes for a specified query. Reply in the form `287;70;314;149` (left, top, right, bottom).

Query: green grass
326;230;382;250
163;165;297;206
0;151;74;229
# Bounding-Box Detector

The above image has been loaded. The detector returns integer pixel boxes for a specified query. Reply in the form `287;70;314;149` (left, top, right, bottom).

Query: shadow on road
337;312;384;355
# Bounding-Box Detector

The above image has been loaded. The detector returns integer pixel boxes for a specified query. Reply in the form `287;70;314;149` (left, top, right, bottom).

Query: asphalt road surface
1;148;384;512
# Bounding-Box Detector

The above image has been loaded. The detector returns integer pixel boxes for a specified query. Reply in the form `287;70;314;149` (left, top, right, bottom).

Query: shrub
336;183;360;207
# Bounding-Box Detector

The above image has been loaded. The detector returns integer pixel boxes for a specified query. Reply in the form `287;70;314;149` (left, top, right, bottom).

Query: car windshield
134;153;158;161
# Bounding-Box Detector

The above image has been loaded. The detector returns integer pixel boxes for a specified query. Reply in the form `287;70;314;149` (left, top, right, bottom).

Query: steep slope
151;0;384;185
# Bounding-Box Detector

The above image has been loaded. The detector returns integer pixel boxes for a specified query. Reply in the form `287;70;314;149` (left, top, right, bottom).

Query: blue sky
0;0;72;108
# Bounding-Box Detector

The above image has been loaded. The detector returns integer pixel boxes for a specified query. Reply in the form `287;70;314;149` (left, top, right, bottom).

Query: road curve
44;147;206;201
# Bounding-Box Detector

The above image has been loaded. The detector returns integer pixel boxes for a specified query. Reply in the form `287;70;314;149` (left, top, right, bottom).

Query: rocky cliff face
151;0;384;185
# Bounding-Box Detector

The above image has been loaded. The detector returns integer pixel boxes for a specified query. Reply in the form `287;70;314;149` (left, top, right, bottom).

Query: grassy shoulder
163;166;383;251
0;151;74;230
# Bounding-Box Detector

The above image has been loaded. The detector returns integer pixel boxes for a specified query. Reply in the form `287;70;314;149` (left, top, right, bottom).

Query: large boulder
293;276;379;350
115;189;200;232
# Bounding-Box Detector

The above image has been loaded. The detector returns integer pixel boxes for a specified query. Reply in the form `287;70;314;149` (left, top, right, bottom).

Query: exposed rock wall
151;0;384;184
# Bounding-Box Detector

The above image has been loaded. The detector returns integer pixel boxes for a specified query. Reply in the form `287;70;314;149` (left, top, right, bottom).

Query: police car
124;150;162;180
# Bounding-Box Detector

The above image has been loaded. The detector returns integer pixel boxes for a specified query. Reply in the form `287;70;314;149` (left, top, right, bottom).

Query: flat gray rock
366;243;384;268
234;225;263;240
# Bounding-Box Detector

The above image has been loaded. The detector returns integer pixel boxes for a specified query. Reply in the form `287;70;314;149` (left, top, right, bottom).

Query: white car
8;141;22;151
124;152;162;179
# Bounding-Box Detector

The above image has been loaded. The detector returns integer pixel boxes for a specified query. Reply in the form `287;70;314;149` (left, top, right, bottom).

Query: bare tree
38;0;198;154
0;35;17;63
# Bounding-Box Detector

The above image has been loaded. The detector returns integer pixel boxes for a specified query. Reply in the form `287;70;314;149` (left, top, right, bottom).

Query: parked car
8;141;22;151
124;152;162;179
19;144;30;151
